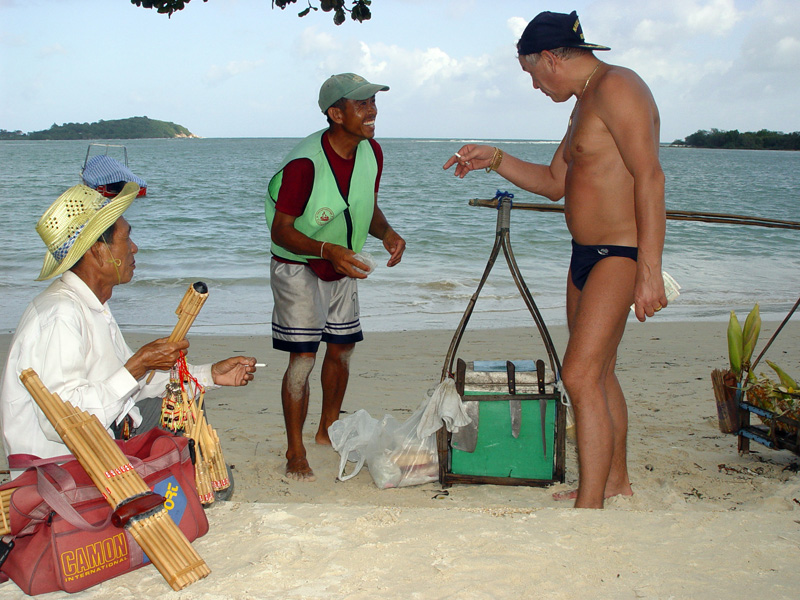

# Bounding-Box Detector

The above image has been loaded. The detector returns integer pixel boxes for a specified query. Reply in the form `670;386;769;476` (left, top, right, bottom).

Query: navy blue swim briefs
569;239;638;291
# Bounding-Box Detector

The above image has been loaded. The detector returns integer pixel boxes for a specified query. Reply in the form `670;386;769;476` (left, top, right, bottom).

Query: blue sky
2;0;798;142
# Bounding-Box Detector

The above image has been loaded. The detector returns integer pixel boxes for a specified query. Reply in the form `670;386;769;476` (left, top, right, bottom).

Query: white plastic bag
328;409;378;481
330;381;471;489
365;400;440;489
418;377;471;438
352;252;377;275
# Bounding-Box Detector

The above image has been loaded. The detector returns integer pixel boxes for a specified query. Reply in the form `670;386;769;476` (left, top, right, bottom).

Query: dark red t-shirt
274;131;383;281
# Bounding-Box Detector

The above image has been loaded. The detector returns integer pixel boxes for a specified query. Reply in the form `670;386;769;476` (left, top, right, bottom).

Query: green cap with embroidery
318;73;389;113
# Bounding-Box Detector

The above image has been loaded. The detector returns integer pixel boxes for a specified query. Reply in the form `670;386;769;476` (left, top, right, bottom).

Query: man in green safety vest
265;73;406;481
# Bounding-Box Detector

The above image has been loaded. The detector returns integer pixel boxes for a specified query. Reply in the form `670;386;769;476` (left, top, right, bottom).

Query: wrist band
485;147;504;173
320;241;327;258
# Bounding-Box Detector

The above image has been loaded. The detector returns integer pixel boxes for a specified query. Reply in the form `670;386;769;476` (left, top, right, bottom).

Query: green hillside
0;117;197;140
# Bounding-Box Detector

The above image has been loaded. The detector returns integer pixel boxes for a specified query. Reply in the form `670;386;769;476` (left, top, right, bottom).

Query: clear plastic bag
365;400;440;489
352;251;377;275
328;409;378;481
329;380;470;488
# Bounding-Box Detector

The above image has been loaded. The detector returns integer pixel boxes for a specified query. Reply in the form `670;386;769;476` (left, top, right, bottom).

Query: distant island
0;117;197;140
672;128;800;151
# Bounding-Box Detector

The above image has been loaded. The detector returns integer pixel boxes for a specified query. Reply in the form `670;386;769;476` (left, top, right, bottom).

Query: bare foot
285;456;317;482
552;487;633;502
315;430;332;446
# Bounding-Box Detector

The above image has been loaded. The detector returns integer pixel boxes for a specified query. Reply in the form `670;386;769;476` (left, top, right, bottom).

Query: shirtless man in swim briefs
443;10;667;508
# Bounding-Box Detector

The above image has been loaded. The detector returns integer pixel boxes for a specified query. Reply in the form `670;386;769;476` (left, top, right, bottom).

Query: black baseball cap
517;10;610;56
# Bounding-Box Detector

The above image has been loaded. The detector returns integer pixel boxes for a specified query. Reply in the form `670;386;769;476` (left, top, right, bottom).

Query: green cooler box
438;359;566;487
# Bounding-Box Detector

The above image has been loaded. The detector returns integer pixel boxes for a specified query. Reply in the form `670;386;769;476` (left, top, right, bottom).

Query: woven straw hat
35;182;139;281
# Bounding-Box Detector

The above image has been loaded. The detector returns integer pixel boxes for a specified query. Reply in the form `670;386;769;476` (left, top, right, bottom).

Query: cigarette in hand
254;363;266;368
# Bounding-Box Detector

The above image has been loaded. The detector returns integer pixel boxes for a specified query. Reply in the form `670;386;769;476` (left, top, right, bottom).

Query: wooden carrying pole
146;281;209;383
18;368;210;591
469;198;800;230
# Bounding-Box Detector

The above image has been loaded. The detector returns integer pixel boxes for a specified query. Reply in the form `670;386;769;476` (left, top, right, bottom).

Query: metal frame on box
436;194;566;487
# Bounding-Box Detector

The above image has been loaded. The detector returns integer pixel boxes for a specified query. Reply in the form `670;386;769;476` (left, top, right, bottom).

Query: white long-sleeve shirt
0;271;214;470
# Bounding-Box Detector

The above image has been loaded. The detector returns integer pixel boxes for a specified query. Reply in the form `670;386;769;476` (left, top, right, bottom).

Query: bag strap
35;467;111;533
6;434;186;536
336;437;366;481
6;453;74;471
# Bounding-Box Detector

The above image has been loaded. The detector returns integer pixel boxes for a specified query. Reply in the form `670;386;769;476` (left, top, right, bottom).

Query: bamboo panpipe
18;369;210;590
468;198;800;231
146;281;209;383
193;452;215;505
0;488;13;536
186;392;217;504
208;429;229;491
187;389;229;494
187;392;212;503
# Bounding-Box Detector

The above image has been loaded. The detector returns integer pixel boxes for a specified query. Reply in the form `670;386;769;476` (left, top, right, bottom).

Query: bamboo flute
189;400;215;504
18;376;139;502
146;281;209;383
188;390;229;492
59;412;144;503
0;488;13;536
468;198;800;230
18;368;210;590
193;454;215;505
131;517;181;575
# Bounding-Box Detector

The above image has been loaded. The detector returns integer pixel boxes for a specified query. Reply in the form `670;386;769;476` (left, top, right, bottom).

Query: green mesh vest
266;129;377;263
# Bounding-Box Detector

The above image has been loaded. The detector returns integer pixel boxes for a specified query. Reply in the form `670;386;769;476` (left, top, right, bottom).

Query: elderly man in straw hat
0;183;257;479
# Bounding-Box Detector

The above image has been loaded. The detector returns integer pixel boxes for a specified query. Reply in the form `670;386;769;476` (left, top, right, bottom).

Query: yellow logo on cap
573;18;585;40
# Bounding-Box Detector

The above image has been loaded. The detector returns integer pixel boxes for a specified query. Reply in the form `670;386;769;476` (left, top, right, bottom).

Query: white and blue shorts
270;259;363;353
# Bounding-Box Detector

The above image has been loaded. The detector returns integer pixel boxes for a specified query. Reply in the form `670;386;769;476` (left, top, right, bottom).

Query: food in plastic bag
328;379;471;489
365;400;440;489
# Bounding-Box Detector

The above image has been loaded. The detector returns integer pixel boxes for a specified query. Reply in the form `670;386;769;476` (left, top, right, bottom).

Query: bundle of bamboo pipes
161;373;229;505
149;281;230;504
146;281;209;383
18;368;210;591
186;388;229;503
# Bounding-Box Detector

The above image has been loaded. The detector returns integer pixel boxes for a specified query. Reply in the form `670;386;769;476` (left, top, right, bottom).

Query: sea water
1;138;798;335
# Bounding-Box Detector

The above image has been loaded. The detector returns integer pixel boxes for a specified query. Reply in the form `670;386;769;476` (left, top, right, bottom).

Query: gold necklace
569;62;602;127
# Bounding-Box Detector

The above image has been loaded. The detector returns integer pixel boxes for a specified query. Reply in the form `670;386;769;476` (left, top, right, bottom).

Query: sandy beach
1;320;799;599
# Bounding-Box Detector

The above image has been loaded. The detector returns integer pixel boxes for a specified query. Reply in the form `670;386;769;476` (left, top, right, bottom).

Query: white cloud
685;0;740;36
507;16;527;40
204;59;264;86
776;36;800;55
356;41;389;79
296;26;340;58
622;0;742;45
740;2;800;72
